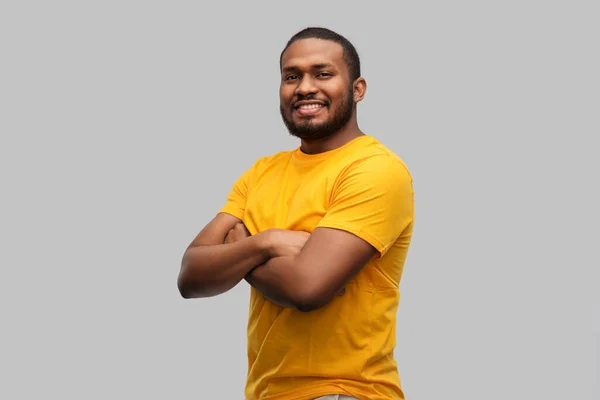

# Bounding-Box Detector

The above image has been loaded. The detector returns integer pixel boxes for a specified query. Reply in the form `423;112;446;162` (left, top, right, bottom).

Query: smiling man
178;27;414;400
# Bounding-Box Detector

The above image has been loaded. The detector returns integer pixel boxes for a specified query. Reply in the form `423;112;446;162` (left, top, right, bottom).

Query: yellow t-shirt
220;135;414;400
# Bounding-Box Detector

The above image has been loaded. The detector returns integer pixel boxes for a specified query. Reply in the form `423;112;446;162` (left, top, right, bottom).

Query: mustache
293;95;329;107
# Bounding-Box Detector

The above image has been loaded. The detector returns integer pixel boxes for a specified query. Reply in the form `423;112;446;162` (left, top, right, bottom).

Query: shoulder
341;137;413;185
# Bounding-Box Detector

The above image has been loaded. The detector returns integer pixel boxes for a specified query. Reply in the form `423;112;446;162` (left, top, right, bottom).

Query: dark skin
177;38;376;311
224;223;346;304
177;213;309;299
279;38;367;154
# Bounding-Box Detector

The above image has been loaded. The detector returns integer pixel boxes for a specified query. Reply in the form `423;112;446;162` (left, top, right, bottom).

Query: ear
353;77;367;103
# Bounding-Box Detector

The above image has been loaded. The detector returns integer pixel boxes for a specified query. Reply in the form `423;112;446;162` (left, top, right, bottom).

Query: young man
178;27;414;400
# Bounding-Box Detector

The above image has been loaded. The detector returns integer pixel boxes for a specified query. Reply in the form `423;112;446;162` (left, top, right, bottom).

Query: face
279;38;356;140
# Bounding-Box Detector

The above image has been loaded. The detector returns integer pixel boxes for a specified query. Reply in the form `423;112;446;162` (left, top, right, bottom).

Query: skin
224;223;346;300
279;38;367;154
178;38;376;311
177;213;309;298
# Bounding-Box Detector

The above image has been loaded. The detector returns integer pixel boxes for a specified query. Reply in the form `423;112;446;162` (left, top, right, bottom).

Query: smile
295;103;325;116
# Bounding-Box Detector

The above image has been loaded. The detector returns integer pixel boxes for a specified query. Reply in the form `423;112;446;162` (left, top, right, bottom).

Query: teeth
299;104;323;110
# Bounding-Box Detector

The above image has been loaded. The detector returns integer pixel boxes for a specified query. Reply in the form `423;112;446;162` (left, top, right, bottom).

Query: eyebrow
282;63;336;74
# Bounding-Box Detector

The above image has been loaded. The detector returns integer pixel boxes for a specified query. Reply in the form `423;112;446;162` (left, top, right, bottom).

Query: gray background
1;1;598;399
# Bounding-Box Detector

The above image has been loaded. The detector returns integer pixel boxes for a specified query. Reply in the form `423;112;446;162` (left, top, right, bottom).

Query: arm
246;227;376;311
177;212;272;299
247;155;414;311
222;223;318;308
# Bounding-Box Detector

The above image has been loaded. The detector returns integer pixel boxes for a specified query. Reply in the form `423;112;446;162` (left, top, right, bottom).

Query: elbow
177;276;209;299
177;273;194;299
177;254;194;298
294;298;327;312
177;251;210;299
177;264;206;299
293;288;332;312
178;285;193;299
177;263;223;299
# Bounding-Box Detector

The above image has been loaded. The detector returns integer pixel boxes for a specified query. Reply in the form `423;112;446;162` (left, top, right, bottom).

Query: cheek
323;84;348;105
280;86;294;105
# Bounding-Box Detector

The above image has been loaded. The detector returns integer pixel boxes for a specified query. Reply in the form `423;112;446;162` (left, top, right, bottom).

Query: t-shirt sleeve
316;155;414;258
219;163;256;220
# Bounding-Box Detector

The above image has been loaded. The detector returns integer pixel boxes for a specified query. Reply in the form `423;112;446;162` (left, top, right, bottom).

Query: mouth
294;101;326;117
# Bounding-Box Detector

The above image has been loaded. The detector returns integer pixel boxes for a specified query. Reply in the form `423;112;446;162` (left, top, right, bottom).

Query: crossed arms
178;154;413;311
177;213;376;312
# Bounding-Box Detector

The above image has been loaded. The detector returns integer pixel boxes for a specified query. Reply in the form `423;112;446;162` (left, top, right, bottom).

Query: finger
236;224;251;235
239;222;250;231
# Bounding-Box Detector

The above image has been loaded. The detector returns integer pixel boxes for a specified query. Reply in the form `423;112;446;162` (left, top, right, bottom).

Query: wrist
255;229;277;259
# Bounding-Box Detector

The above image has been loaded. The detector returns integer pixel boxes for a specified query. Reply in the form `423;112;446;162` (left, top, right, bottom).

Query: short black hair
280;27;361;82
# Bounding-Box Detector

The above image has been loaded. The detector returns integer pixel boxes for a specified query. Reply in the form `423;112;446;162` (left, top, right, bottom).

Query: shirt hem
218;206;244;220
316;220;388;257
256;384;357;400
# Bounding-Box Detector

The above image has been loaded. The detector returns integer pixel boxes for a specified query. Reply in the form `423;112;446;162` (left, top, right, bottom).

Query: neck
299;119;364;155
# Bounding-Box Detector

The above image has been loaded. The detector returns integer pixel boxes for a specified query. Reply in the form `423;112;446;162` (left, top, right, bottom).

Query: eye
285;74;299;81
317;72;332;78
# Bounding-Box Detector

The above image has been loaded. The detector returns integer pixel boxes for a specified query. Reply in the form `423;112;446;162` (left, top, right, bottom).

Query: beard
280;88;354;141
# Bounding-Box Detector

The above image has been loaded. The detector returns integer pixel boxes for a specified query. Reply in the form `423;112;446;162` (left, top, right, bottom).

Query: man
178;27;414;400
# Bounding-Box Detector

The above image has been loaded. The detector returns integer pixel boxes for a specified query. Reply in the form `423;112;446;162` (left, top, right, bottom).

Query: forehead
281;38;345;71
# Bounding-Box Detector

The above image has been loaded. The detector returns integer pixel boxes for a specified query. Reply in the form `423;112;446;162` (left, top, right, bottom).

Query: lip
293;100;327;117
294;104;325;117
294;100;326;109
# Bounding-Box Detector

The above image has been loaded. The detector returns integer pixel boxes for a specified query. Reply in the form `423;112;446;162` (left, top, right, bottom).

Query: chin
290;128;333;141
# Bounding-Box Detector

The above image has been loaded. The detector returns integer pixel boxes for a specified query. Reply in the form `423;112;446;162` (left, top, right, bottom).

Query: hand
224;222;251;244
265;229;310;258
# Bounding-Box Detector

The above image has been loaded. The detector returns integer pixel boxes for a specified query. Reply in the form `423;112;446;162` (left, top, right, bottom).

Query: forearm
178;233;271;298
245;256;311;310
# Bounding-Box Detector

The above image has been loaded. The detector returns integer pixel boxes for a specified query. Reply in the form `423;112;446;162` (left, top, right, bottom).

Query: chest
243;163;338;233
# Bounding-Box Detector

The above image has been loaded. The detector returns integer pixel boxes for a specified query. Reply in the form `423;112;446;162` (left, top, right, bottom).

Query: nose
295;75;318;96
